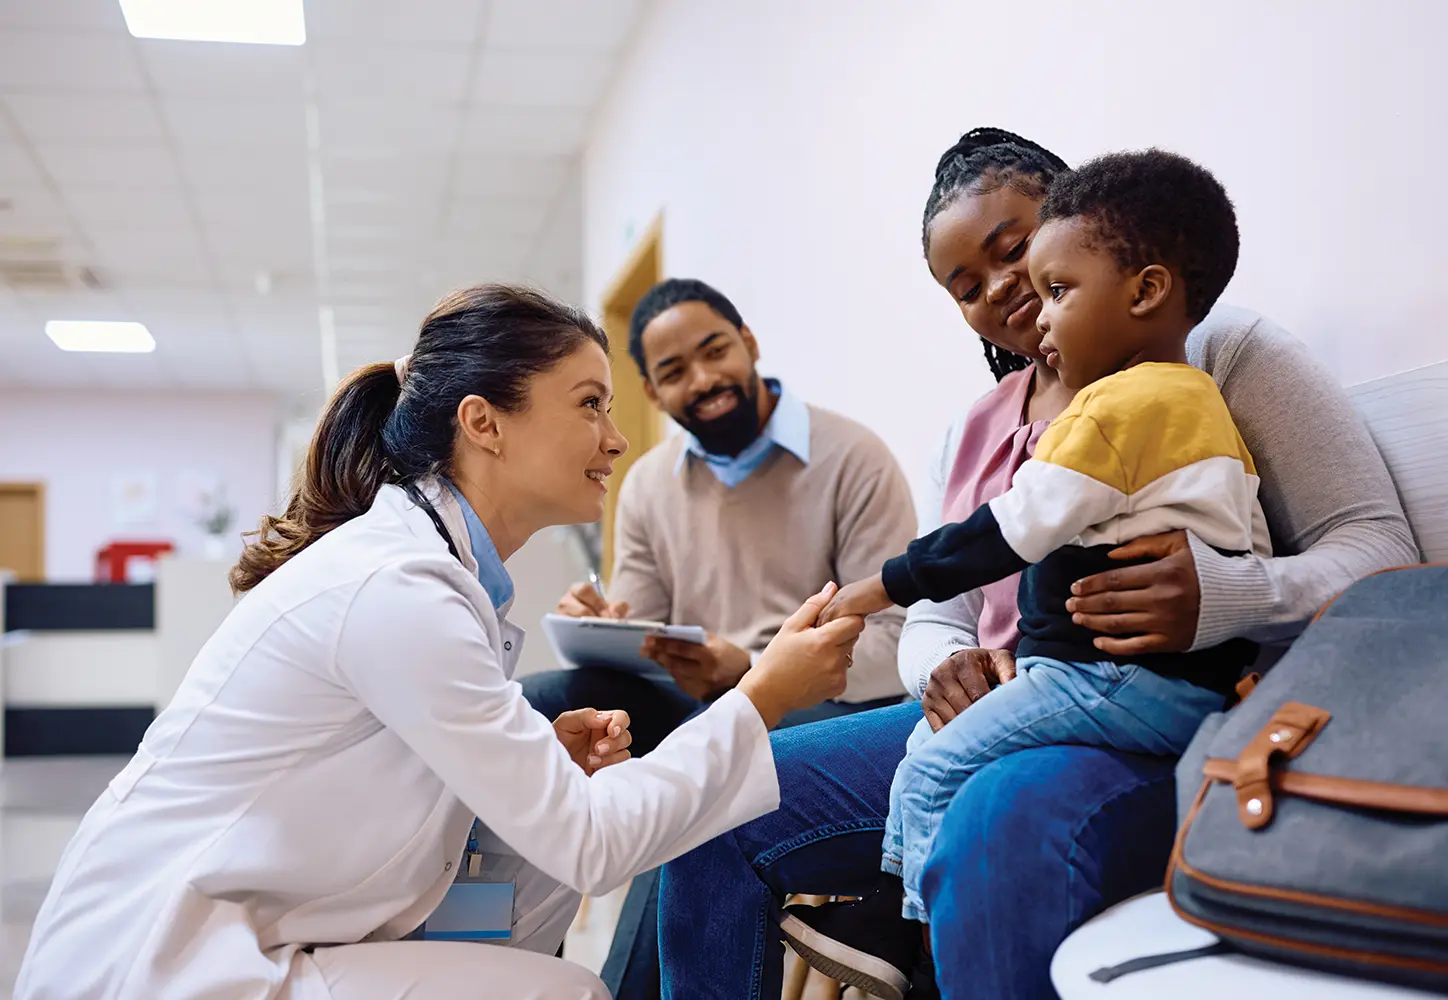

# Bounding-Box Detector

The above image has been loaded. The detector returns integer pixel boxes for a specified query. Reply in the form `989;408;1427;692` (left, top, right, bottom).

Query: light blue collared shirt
675;378;811;488
444;480;515;611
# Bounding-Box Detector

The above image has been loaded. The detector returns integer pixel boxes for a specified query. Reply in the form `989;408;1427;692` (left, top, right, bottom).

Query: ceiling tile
138;39;307;100
451;152;574;201
161;98;308;148
63;184;193;229
305;0;489;45
193;187;311;232
310;40;473;102
142;317;238;354
323;193;444;233
219;265;315;300
176;142;309;190
19;284;138;322
4;93;164;142
0;30;147;93
0;184;71;230
33;140;182;188
443;199;549;240
208;226;316;271
486;0;642;49
72;351;174;390
102;258;214;287
460;106;591;155
322;151;451;193
0;126;46;188
87;225;208;263
0;0;130;32
153;357;255;391
330;275;421;305
317;100;465;155
473;48;615;107
126;287;229;325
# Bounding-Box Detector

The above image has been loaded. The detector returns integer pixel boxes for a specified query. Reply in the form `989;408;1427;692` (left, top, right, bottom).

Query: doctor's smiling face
454;338;629;533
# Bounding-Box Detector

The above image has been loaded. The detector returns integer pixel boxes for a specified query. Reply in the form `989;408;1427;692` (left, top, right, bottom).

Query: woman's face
925;184;1048;361
494;340;628;527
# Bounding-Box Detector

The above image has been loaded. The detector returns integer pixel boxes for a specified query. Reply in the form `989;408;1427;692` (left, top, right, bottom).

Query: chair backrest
1348;360;1448;563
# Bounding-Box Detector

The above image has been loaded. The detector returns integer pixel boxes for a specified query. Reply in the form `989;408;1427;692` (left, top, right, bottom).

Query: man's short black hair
1039;150;1239;322
628;278;744;377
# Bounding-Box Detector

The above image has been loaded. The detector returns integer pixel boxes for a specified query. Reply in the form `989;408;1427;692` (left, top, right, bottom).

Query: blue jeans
658;702;1182;1000
520;667;900;999
884;658;1223;920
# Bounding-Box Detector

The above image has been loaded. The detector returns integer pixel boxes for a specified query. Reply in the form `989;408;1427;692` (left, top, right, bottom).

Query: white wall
0;390;277;580
584;0;1448;502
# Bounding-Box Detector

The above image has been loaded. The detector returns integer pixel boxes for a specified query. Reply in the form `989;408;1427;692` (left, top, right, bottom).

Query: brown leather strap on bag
1232;702;1331;829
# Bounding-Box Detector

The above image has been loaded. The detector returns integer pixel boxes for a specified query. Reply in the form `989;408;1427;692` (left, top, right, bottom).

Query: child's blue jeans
883;656;1224;920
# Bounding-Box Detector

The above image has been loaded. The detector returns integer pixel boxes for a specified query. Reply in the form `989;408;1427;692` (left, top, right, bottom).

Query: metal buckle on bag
1232;702;1331;830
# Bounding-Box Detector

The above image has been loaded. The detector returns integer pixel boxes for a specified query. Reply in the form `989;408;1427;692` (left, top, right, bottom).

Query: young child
780;150;1270;1000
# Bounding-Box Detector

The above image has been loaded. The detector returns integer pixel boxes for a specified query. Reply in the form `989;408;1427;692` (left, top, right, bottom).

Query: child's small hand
816;574;893;626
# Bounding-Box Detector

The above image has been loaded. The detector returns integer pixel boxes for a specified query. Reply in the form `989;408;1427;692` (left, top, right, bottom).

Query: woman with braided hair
655;128;1416;1000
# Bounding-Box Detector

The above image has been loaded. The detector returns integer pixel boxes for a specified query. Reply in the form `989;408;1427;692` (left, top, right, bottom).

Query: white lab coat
16;483;781;1000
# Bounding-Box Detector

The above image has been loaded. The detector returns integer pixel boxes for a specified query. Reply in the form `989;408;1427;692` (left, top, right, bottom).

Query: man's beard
680;378;763;458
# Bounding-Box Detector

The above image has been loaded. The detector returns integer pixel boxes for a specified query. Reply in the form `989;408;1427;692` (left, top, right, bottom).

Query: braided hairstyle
923;128;1071;381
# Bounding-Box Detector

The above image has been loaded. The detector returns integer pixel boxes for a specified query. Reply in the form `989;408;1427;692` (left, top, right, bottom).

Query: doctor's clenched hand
553;708;633;776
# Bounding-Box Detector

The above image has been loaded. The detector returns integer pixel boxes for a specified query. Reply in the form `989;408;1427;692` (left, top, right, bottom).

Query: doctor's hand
555;582;631;620
816;574;893;626
738;583;866;730
640;633;752;701
553;708;633;776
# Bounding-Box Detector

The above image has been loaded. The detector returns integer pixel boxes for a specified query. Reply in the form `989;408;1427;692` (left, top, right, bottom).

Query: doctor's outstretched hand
554;708;633;776
737;583;866;730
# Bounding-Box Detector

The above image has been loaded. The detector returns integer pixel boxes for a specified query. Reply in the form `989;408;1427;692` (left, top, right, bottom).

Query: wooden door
0;483;45;581
599;216;665;579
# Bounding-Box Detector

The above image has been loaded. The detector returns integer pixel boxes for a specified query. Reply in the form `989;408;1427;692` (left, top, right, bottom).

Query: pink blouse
941;367;1050;652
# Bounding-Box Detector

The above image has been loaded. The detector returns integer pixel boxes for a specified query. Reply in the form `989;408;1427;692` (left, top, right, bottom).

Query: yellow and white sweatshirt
882;363;1271;692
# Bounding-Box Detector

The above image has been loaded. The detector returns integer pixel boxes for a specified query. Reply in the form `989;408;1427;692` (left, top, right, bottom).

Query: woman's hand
738;583;866;729
553;708;633;776
922;648;1016;732
816;574;893;625
1066;530;1200;655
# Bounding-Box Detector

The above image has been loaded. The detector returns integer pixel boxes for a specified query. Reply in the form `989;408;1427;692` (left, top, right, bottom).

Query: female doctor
16;285;865;1000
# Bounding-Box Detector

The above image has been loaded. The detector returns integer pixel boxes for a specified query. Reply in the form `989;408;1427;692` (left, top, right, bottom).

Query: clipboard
542;614;707;676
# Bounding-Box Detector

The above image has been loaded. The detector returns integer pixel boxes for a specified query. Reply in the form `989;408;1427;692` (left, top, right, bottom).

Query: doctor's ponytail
231;284;606;594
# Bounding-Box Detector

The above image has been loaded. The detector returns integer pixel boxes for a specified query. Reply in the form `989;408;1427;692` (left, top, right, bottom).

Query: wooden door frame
599;215;665;578
0;482;46;582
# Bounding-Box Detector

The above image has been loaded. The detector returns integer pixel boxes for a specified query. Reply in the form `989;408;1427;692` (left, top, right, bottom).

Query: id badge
420;820;520;942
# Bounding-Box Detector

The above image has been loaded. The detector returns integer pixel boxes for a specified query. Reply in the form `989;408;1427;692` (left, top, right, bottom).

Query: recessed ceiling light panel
46;320;157;354
119;0;306;45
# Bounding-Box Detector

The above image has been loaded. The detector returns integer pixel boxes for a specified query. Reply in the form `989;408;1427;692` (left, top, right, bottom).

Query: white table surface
1051;891;1437;999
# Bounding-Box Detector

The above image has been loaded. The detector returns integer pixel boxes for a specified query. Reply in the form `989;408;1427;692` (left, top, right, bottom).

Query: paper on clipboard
542;614;707;676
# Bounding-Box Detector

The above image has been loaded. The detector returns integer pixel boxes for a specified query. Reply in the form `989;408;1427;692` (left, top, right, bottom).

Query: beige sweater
610;405;916;702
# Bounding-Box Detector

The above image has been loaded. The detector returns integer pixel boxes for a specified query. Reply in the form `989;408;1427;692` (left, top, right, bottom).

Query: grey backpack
1167;564;1448;990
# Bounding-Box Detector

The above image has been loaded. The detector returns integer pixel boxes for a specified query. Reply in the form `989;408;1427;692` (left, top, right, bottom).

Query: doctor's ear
456;394;503;457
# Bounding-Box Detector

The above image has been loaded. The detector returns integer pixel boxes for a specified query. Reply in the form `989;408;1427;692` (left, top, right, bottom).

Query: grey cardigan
897;305;1419;698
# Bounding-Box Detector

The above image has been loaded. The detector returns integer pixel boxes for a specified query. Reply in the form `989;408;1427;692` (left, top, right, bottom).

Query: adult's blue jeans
657;702;1179;1000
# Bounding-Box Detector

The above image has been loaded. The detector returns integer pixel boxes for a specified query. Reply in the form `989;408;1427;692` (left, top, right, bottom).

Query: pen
588;569;607;603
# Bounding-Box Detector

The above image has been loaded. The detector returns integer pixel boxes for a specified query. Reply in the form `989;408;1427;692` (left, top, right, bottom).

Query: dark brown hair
231;284;607;593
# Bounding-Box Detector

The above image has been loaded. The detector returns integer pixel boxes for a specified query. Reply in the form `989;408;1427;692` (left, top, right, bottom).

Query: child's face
1027;217;1143;392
